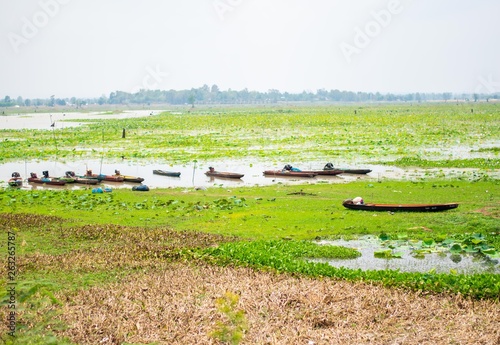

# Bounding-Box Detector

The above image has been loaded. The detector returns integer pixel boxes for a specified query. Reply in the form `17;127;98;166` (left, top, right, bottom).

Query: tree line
1;85;498;108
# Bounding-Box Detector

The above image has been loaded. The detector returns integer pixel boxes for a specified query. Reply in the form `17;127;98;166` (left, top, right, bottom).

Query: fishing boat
337;169;372;174
263;170;317;178
83;170;124;182
28;173;67;186
301;169;343;176
205;167;244;179
114;170;144;183
153;169;181;177
323;162;371;175
8;172;23;187
65;171;100;185
42;171;75;183
342;199;459;212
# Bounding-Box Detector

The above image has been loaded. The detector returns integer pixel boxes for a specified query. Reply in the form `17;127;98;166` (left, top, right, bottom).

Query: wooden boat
82;170;124;182
342;199;459;212
28;173;66;186
337;169;372;174
114;170;144;183
8;172;23;187
153;169;181;177
323;163;371;175
301;169;343;176
205;168;244;179
65;171;100;185
263;170;317;178
43;171;75;183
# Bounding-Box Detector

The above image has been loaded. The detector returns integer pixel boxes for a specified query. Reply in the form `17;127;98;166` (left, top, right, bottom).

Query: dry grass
57;263;500;345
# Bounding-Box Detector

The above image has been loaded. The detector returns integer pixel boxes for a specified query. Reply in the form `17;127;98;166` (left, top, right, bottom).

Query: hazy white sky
1;0;499;98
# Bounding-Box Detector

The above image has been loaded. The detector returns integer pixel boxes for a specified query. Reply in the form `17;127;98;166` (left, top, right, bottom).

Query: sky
1;0;499;99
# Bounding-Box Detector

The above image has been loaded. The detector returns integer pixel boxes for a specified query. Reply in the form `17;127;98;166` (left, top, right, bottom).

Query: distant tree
24;98;31;107
442;93;452;102
188;94;195;107
211;84;220;94
49;95;55;106
473;93;479;102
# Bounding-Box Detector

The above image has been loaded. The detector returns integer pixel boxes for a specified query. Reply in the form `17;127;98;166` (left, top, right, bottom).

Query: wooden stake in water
192;160;197;186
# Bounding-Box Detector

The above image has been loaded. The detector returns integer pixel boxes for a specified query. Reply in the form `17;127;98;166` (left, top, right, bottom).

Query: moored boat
65;171;100;185
342;199;459;212
8;172;23;187
337;169;372;174
301;169;343;176
28;173;67;186
323;162;371;175
205;167;244;179
114;170;144;183
153;169;181;177
263;170;317;178
43;171;75;183
83;170;124;182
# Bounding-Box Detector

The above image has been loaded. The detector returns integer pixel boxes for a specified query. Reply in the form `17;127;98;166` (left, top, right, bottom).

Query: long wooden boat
205;170;244;179
336;169;372;174
153;169;181;177
342;199;459;212
65;171;100;185
263;170;317;178
82;170;124;182
323;163;371;174
43;171;75;183
28;173;66;186
114;170;144;183
301;169;343;176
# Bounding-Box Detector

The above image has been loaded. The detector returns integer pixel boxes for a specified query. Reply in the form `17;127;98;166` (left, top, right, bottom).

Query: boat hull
28;178;66;186
153;170;181;177
302;169;343;176
205;171;244;179
342;200;459;212
263;170;317;178
337;169;372;174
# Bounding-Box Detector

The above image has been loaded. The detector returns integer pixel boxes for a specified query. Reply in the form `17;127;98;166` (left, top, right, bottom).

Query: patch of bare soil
57;263;500;345
474;206;500;219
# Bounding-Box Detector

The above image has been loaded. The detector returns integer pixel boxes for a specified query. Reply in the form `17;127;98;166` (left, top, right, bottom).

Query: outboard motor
42;171;49;178
12;172;20;178
283;164;293;171
324;162;334;170
66;171;75;177
30;172;37;178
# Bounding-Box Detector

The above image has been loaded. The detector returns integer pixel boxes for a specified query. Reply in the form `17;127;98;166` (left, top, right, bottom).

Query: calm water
314;236;500;275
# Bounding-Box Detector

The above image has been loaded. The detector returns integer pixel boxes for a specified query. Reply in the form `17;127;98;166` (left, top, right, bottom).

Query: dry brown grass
56;263;500;345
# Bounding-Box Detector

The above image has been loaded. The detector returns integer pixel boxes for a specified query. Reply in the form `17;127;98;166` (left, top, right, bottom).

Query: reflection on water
314;236;500;275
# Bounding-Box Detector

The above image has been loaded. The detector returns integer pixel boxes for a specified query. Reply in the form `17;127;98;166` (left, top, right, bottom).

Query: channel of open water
313;236;500;275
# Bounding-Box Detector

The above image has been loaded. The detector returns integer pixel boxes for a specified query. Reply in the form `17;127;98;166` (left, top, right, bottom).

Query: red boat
83;170;124;182
205;167;244;179
28;173;67;186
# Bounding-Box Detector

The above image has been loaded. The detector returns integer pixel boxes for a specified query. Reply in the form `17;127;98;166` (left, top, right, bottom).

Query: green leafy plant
209;291;248;345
